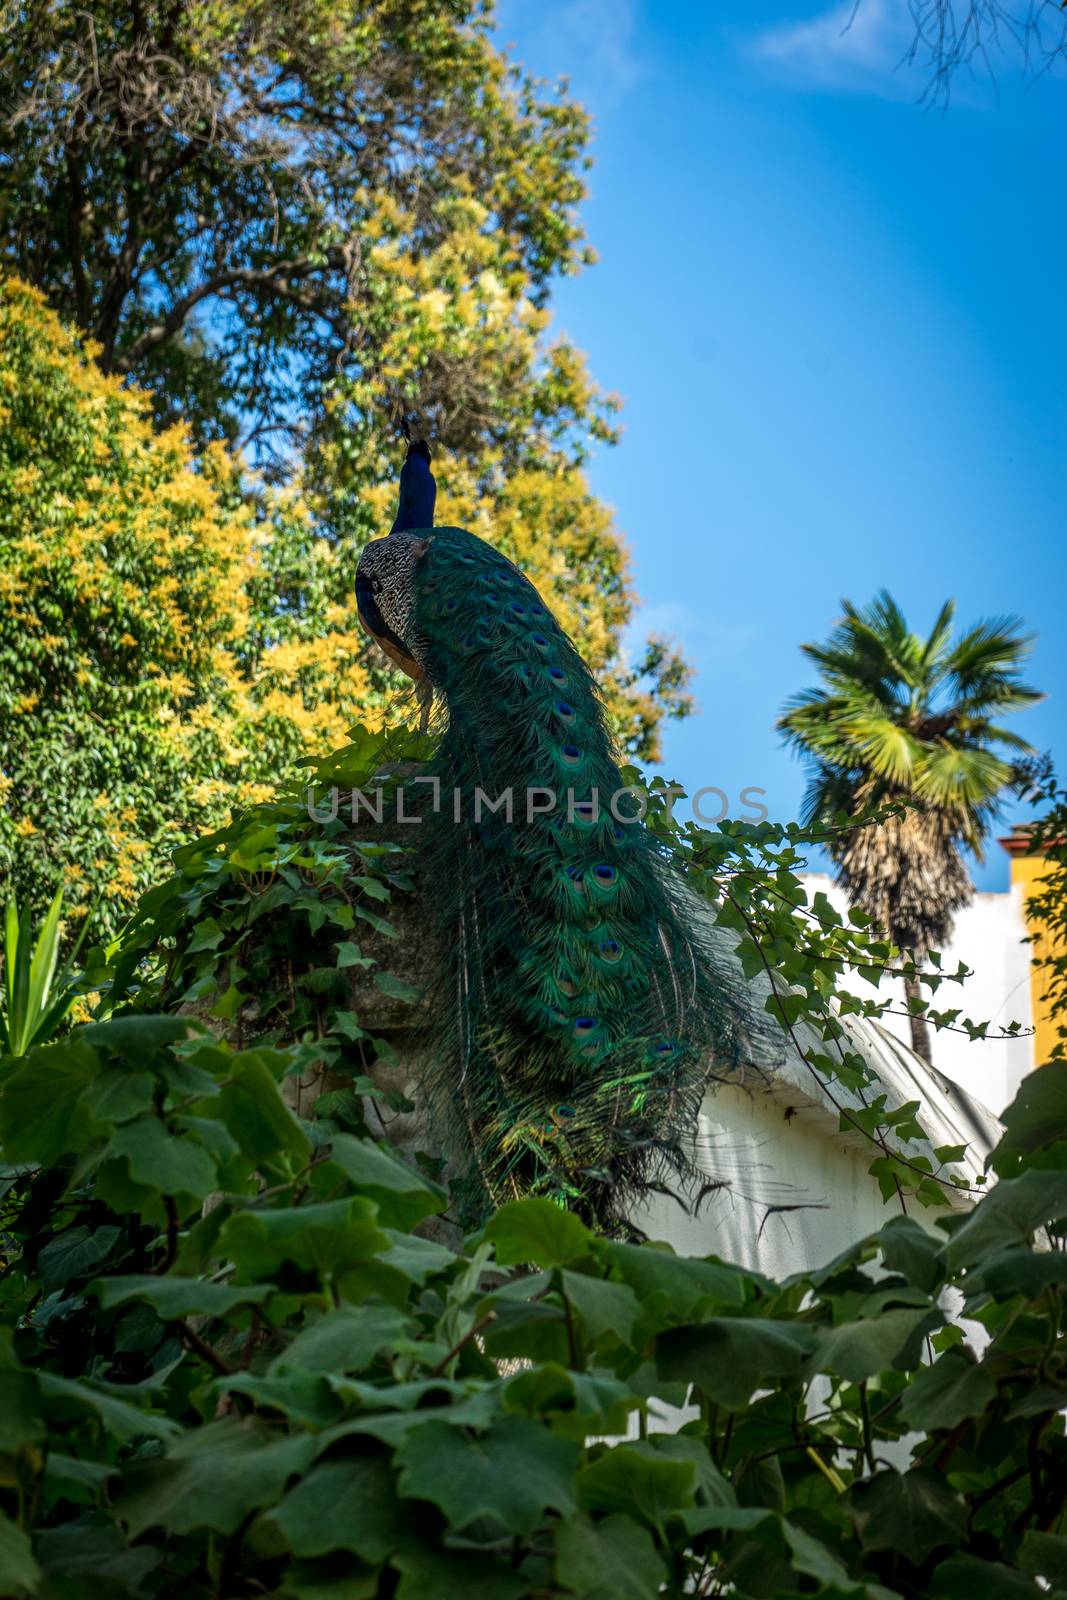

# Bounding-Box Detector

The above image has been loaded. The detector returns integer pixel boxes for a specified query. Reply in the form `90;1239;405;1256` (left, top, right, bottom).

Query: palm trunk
903;971;932;1066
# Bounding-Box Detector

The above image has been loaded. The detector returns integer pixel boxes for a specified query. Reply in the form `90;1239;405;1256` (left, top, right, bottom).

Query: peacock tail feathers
377;523;748;1225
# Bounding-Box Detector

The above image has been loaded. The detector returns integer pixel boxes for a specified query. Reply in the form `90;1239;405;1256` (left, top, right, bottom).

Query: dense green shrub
0;733;1060;1598
0;1008;1063;1597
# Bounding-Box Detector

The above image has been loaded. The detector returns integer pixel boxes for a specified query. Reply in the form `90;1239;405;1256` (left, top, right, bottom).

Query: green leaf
968;1246;1067;1300
327;1134;445;1229
779;1519;856;1591
0;1370;45;1451
0;1510;41;1597
110;1115;218;1200
576;1442;697;1532
391;1546;528;1600
214;1371;342;1427
1019;1531;1067;1587
32;1523;159;1598
0;1035;104;1163
809;1306;934;1382
271;1306;416;1375
217;1051;312;1163
993;1066;1067;1176
38;1372;180;1442
118;1418;317;1537
930;1553;1044;1599
373;971;421;1002
81;1068;156;1125
277;1557;379;1599
218;1198;389;1279
942;1170;1067;1271
334;942;372;970
604;1242;751;1315
878;1214;946;1294
37;1225;121;1292
269;1456;407;1561
555;1513;668;1599
502;1364;637;1441
849;1469;966;1564
485;1199;594;1267
898;1349;997;1431
656;1319;817;1409
93;1274;275;1319
559;1269;639;1346
395;1417;579;1535
185;917;224;953
81;1015;196;1063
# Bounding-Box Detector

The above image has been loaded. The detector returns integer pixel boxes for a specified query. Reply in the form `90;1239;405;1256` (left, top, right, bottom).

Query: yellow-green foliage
0;279;681;936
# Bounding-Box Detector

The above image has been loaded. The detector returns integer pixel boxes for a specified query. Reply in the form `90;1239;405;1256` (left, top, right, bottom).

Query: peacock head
389;438;436;535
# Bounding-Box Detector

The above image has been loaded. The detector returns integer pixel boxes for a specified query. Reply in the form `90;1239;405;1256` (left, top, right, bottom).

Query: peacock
356;437;745;1223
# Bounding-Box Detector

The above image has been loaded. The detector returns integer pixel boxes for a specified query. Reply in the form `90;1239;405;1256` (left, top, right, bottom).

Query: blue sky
495;0;1066;889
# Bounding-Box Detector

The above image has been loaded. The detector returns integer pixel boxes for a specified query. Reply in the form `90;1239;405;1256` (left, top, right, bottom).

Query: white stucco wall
798;873;1033;1116
629;1080;920;1279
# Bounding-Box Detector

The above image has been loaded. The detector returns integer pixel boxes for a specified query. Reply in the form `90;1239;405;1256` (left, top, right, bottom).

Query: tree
0;0;691;762
778;590;1040;1064
0;276;682;936
859;0;1067;103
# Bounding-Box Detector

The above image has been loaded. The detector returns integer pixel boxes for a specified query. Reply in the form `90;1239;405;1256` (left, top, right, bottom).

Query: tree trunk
903;971;932;1066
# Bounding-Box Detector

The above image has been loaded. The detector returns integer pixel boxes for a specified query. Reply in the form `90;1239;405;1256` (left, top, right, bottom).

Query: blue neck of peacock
390;441;436;534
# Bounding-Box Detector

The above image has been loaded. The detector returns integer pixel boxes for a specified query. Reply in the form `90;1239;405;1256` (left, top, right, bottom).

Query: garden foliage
1;733;1061;1599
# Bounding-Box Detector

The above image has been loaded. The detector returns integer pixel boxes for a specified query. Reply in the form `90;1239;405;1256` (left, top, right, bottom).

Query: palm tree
778;592;1040;1064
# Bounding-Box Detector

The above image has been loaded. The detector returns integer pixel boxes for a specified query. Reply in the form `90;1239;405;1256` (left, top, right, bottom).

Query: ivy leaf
992;1067;1067;1177
110;1116;218;1201
930;1553;1045;1598
327;1134;445;1229
391;1545;528;1600
554;1513;668;1599
93;1275;275;1320
32;1523;160;1597
898;1350;997;1431
879;1214;946;1295
559;1269;639;1346
81;1016;196;1063
119;1418;317;1537
373;972;421;1002
576;1442;697;1533
0;1035;104;1163
502;1364;638;1441
81;1069;156;1125
217;1052;312;1164
848;1469;966;1564
269;1456;408;1561
967;1247;1067;1301
808;1306;935;1382
37;1225;121;1292
38;1373;180;1442
656;1320;817;1409
270;1306;417;1375
1018;1531;1067;1587
218;1199;389;1279
334;942;373;969
942;1170;1067;1272
0;1510;40;1597
779;1519;856;1591
485;1199;593;1268
185;918;225;953
395;1417;579;1535
603;1242;751;1316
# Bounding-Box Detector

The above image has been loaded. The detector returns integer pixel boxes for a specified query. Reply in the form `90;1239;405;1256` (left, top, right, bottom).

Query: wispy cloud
748;0;916;98
495;0;644;111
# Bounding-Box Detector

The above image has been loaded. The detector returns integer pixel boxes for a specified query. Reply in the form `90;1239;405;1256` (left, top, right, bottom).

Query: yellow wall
1008;848;1062;1069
